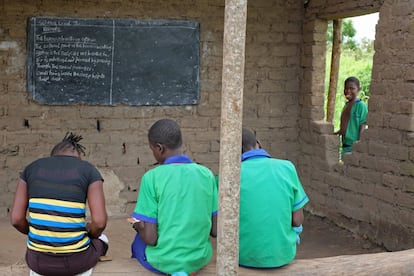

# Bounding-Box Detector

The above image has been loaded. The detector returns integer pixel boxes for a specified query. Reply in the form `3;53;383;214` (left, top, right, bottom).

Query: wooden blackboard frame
27;17;200;106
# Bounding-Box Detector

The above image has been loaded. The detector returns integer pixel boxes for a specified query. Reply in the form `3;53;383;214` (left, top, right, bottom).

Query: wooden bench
5;249;414;275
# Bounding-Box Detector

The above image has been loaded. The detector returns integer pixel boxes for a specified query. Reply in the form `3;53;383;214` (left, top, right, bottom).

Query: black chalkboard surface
27;17;200;106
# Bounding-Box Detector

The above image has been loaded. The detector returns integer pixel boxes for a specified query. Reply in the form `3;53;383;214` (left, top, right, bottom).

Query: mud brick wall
301;0;414;251
0;0;302;216
2;0;413;252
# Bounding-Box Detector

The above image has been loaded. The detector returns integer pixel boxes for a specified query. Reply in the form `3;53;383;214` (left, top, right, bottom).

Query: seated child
130;119;218;275
239;128;309;268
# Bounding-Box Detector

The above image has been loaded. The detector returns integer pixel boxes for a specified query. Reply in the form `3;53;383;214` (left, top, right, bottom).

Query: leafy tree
327;19;358;50
342;20;357;49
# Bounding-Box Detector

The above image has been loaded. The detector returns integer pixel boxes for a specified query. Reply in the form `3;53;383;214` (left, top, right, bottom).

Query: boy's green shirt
134;162;218;274
343;99;368;146
239;154;309;268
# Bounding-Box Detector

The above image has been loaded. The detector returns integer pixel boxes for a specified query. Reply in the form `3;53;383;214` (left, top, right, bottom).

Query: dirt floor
296;213;385;259
0;212;385;275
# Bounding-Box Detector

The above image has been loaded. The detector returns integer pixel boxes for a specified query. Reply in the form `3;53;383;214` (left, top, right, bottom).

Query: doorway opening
324;13;379;160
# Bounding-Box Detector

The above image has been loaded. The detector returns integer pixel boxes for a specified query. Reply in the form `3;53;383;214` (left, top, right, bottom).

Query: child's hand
128;218;144;233
127;217;140;224
293;225;303;245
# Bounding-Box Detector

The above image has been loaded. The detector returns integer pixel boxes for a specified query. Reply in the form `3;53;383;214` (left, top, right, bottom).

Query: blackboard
27;17;200;106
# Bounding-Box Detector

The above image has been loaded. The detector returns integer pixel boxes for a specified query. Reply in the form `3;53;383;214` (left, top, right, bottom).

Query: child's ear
156;143;165;154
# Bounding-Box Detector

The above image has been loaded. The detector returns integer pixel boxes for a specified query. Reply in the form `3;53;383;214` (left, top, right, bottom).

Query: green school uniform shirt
133;160;218;274
343;99;368;147
239;149;309;268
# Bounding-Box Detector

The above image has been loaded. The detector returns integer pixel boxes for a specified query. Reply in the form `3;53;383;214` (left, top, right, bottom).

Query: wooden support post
327;19;342;123
217;0;247;275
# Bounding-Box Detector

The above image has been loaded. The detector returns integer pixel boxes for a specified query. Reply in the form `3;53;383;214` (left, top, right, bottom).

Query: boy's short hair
242;128;257;153
148;119;182;150
344;76;360;88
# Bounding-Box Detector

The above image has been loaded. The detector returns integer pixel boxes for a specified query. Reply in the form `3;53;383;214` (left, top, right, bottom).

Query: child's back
139;161;217;272
131;119;218;275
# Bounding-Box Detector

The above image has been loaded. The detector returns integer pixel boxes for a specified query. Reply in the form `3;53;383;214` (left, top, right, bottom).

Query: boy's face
344;81;359;101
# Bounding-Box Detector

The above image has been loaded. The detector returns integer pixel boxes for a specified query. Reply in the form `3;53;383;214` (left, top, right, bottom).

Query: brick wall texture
0;0;413;251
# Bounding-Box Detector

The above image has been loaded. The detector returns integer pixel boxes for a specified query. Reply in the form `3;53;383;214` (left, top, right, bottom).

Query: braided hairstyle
50;132;86;156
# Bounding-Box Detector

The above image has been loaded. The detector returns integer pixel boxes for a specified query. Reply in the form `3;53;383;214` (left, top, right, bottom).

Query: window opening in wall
324;13;379;161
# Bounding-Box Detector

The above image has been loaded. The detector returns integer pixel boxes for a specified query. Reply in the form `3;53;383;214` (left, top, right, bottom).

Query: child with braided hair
10;132;108;276
50;132;87;156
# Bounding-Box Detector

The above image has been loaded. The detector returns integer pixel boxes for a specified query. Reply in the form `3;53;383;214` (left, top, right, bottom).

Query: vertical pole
217;0;247;275
327;19;342;123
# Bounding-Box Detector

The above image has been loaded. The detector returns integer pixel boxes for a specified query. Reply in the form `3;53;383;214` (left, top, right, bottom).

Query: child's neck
163;148;183;160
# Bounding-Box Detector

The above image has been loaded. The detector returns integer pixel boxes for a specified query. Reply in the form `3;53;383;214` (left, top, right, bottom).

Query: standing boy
334;76;368;156
131;119;218;275
239;128;309;268
10;133;108;276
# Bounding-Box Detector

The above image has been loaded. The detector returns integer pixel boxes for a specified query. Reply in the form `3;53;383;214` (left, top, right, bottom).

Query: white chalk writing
34;29;112;83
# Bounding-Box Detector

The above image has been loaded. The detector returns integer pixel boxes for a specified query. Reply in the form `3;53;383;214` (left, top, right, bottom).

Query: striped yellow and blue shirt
21;155;103;254
28;198;89;253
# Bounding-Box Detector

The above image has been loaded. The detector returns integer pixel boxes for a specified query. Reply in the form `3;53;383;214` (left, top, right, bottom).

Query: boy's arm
357;102;368;140
133;221;158;245
10;179;29;235
358;123;367;140
292;208;304;227
210;215;217;237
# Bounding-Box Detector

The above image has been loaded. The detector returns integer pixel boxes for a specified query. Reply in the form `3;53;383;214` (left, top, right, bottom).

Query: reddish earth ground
0;212;385;274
